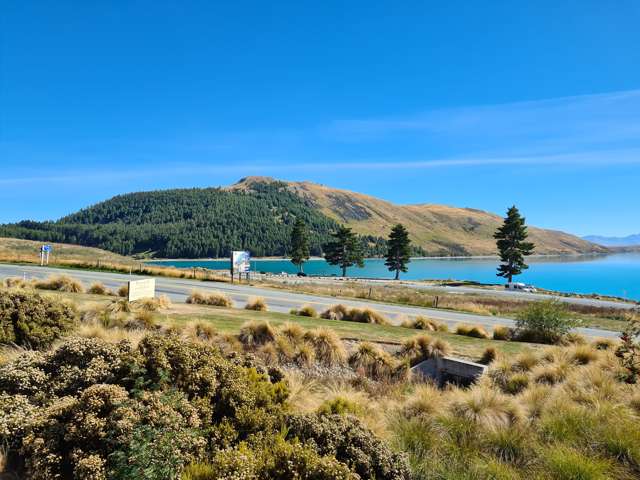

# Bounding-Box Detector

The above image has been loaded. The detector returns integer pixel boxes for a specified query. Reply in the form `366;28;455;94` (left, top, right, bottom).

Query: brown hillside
230;177;607;256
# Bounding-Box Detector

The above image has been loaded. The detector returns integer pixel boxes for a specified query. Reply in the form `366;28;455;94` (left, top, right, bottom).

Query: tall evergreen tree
323;225;364;277
290;217;310;273
494;206;535;283
385;224;411;280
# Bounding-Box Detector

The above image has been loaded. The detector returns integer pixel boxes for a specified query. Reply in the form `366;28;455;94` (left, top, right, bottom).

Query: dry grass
238;320;277;347
348;342;397;380
455;324;490;339
492;325;512;341
290;305;319;318
117;284;128;297
397;334;451;365
244;296;268;311
87;282;113;295
34;275;84;293
303;327;347;367
401;315;448;332
320;304;389;325
186;290;233;307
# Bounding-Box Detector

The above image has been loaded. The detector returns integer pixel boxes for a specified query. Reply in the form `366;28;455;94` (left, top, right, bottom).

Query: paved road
0;264;620;339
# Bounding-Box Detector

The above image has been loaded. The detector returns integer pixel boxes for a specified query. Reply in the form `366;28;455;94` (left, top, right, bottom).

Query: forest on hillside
0;182;420;258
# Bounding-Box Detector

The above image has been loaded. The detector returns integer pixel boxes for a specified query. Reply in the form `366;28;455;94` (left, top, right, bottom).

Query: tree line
292;205;534;281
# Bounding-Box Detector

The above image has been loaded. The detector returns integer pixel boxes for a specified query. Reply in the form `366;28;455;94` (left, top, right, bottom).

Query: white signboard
232;250;251;273
128;278;156;302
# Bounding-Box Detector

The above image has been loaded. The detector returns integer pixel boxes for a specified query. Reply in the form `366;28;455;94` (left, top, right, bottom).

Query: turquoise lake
149;253;640;301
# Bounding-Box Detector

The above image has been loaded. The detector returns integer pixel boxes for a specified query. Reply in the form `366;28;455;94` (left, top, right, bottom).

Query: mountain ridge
0;177;607;258
230;176;606;256
583;234;640;247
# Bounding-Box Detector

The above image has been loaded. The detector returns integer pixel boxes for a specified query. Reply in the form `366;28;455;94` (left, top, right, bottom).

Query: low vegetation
455;324;491;339
321;304;390;325
186;290;234;307
244;296;268;311
400;315;448;332
515;299;581;344
0;289;76;349
34;274;85;293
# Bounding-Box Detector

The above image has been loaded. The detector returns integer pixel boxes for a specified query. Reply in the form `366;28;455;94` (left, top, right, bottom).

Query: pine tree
290;217;310;273
323;225;364;277
385;224;411;280
494;206;535;283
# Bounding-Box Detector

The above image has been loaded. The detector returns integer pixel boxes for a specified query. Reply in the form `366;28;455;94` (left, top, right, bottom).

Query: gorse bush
0;289;76;349
0;333;408;479
515;299;581;344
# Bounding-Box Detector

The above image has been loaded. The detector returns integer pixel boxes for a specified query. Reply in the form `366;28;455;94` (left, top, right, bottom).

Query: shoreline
145;252;614;263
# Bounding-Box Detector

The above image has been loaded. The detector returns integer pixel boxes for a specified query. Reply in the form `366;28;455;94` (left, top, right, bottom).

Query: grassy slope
47;290;532;360
0;237;136;265
232;177;607;256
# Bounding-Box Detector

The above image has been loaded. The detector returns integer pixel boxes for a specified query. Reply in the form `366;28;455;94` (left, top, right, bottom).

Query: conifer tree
323;225;364;277
290;217;310;273
494;206;535;283
385;224;411;280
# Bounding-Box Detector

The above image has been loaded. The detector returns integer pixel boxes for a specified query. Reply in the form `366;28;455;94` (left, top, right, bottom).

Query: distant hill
583;234;640;247
0;177;606;258
231;177;607;257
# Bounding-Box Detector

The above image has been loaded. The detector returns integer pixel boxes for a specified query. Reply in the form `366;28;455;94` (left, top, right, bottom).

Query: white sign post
231;251;251;283
40;245;52;266
128;278;156;302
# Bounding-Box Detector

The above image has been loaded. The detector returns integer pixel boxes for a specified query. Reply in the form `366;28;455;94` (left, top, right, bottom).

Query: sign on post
231;251;250;282
128;278;156;302
40;245;52;266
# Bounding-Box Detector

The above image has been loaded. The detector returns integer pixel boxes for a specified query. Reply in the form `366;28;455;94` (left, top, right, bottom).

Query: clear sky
1;1;639;236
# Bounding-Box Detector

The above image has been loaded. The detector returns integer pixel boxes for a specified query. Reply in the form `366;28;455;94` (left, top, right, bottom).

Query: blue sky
1;1;639;236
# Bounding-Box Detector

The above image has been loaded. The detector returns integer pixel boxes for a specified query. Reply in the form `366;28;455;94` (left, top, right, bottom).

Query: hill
231;177;607;256
583;233;640;247
0;177;605;258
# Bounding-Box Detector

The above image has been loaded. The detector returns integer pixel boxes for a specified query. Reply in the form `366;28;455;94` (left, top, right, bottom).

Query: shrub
186;290;233;307
318;397;362;416
291;305;318;317
515;299;581;344
239;321;277;347
88;282;112;295
286;413;410;480
303;328;347;367
0;290;76;349
492;325;512;341
244;297;268;311
34;275;84;293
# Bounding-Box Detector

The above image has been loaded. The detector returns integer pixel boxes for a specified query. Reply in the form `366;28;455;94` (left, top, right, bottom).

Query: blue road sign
42;245;52;253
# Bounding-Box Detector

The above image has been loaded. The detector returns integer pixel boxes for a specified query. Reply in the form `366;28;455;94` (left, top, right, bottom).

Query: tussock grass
479;347;498;365
117;284;128;297
401;315;448;332
303;327;347;367
290;305;318;317
3;277;34;289
592;337;617;350
320;304;389;325
238;320;276;347
186;290;233;307
349;342;397;381
398;334;451;365
35;275;84;293
244;296;268;311
492;325;512;341
455;324;490;339
87;282;112;295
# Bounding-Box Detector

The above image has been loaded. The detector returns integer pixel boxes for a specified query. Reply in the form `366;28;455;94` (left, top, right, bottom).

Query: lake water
149;253;640;301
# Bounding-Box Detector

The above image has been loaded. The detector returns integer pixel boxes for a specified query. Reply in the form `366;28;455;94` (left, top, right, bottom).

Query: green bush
286;413;410;480
0;289;76;349
515;300;581;344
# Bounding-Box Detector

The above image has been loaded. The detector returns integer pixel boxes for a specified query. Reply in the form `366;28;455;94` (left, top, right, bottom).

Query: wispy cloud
327;89;640;155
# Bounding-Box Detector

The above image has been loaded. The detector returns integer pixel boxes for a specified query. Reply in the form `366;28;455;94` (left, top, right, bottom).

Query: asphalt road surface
0;263;621;339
